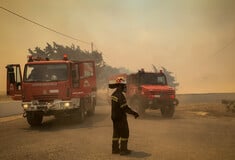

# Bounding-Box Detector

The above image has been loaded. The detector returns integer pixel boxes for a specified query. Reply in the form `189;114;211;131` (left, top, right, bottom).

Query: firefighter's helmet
115;77;126;85
109;77;126;89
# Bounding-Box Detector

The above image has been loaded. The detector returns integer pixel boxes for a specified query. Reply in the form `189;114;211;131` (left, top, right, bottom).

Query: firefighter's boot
112;140;119;154
120;140;131;155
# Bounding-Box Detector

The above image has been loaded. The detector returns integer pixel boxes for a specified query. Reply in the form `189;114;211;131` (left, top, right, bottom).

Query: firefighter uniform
111;84;139;155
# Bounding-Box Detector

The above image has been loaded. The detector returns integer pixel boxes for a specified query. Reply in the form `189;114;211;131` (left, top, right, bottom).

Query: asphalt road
0;101;235;160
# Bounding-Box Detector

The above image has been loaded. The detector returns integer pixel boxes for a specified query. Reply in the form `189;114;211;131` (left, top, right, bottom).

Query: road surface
0;101;22;117
0;97;235;160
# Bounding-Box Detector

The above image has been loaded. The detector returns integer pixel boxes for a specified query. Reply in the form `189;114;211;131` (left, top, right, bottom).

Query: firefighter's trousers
112;118;129;152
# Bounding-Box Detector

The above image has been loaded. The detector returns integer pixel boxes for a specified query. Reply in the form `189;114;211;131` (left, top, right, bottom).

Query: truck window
157;76;166;85
80;62;94;79
24;64;68;82
139;73;167;85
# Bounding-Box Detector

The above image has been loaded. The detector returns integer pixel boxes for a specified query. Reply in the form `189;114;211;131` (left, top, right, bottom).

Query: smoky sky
0;0;235;93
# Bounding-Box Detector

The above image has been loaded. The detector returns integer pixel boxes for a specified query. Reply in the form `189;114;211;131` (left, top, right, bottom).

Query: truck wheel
77;106;85;122
26;111;43;126
87;98;95;116
161;105;175;118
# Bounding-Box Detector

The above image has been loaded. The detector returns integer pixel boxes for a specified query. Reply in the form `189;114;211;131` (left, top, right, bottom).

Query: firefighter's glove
133;112;139;119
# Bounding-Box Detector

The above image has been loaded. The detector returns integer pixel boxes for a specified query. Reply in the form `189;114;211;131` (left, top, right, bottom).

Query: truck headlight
60;102;72;109
22;104;30;109
64;102;71;107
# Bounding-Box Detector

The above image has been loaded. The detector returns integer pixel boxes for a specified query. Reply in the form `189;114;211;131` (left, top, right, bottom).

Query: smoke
202;0;235;24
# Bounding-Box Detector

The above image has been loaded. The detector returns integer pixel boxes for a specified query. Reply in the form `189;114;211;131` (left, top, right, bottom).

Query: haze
0;0;235;94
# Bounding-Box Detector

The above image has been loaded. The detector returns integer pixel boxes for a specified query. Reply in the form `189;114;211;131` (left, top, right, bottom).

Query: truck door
5;64;22;100
79;61;96;92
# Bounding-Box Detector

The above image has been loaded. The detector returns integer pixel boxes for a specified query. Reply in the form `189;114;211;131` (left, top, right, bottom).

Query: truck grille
151;90;174;95
33;95;58;101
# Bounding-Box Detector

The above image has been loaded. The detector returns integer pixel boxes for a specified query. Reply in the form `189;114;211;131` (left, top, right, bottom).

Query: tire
160;105;175;118
87;98;95;116
77;106;85;122
26;111;43;127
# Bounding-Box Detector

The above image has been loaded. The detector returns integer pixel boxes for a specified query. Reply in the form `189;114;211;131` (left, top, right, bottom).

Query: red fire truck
108;69;179;118
126;69;179;117
6;55;97;126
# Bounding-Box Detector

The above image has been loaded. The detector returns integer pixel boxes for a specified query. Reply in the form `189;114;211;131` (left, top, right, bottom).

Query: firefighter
109;77;139;155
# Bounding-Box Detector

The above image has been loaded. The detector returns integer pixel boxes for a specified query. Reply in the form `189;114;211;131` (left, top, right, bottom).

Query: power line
212;35;235;56
0;6;91;45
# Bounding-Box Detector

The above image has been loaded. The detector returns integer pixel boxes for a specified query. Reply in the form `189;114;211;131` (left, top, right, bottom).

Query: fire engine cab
6;55;97;126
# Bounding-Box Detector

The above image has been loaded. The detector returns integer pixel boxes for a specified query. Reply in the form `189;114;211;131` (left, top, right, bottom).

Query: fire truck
6;55;97;126
126;69;179;117
108;69;178;117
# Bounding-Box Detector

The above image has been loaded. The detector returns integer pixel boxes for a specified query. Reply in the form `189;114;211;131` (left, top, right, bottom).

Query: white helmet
115;77;126;84
109;76;126;88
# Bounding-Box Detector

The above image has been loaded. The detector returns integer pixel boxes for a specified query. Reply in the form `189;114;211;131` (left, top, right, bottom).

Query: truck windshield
140;73;167;85
24;64;68;82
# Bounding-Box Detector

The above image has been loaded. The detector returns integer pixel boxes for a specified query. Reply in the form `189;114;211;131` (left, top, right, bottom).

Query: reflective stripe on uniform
120;103;127;108
120;137;128;141
111;96;118;102
112;138;119;141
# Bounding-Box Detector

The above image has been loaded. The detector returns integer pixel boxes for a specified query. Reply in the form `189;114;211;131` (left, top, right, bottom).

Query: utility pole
91;42;93;53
